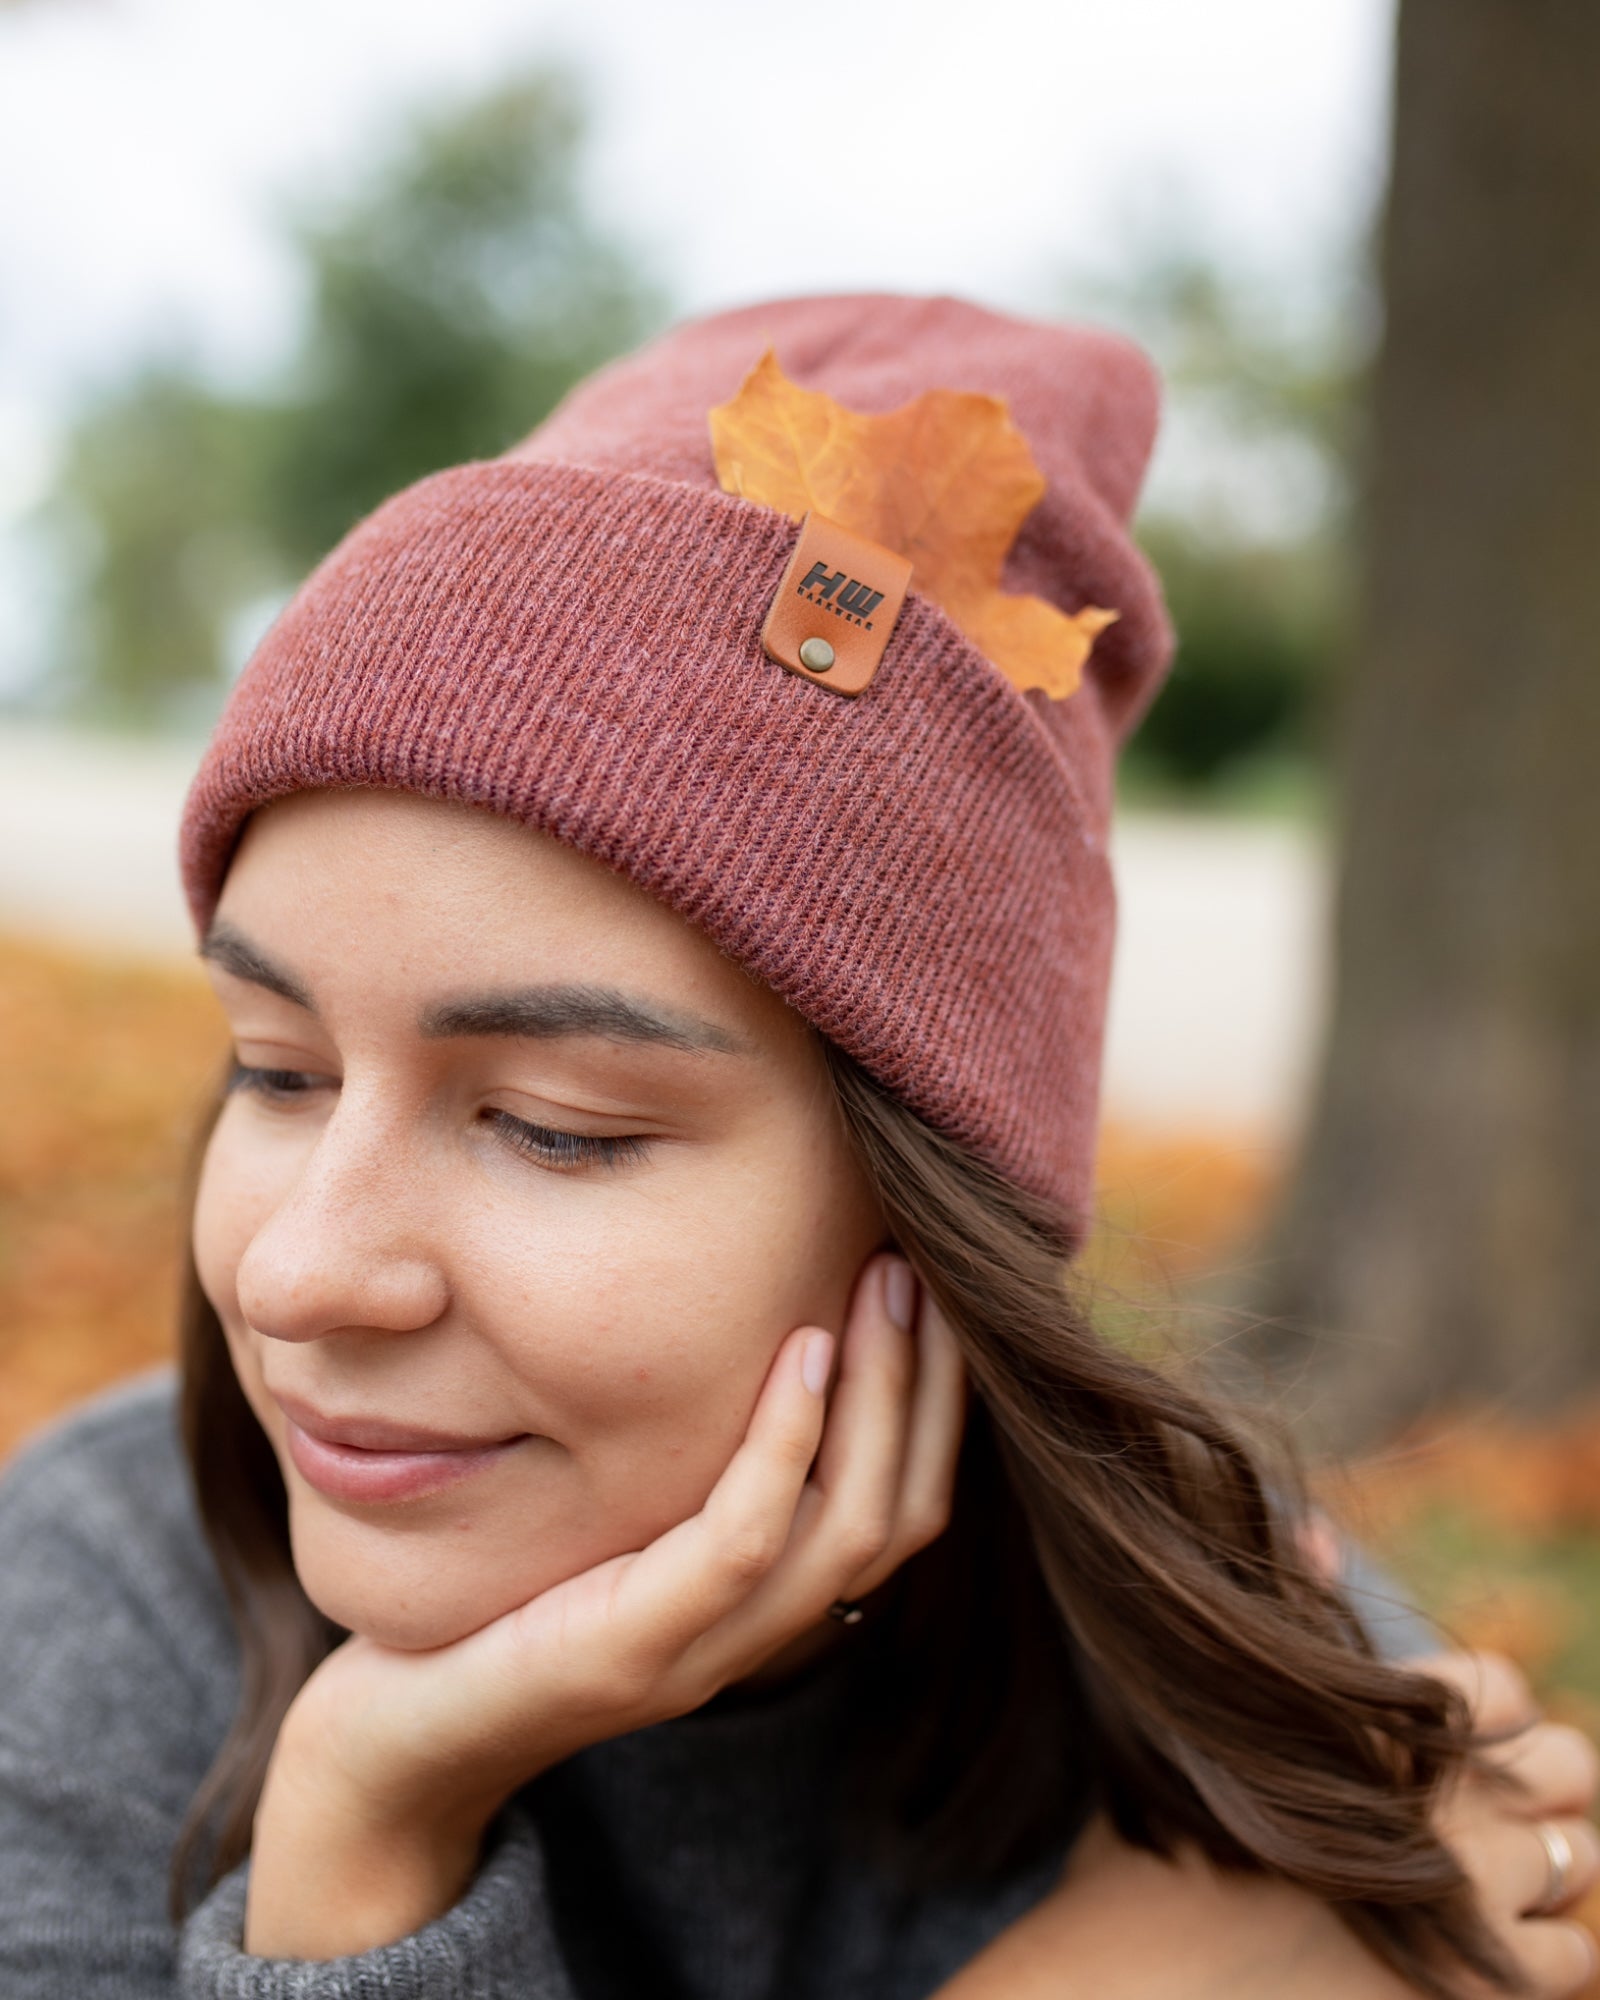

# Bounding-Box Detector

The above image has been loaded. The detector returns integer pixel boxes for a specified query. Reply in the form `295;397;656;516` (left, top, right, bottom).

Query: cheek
192;1100;321;1325
461;1144;874;1516
461;1202;770;1466
191;1110;267;1317
184;1087;883;1646
191;1110;291;1424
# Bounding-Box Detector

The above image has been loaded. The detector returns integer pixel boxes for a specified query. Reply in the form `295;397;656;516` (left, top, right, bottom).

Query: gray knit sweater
0;1367;1437;1999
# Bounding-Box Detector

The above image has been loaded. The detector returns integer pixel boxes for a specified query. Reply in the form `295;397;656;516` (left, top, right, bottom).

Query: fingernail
802;1331;834;1397
883;1258;916;1331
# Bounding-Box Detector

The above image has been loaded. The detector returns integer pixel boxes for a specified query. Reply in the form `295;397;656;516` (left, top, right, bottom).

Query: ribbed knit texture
177;294;1176;1241
0;1373;1077;2000
0;1373;1439;2000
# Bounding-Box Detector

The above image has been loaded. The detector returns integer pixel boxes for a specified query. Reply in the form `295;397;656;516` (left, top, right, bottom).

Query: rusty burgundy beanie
177;293;1175;1246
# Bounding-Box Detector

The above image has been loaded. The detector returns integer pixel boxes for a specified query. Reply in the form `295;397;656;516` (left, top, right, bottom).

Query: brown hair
168;1043;1523;1997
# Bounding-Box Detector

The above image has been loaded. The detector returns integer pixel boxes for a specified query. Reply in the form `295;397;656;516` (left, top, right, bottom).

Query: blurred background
2;0;1599;1782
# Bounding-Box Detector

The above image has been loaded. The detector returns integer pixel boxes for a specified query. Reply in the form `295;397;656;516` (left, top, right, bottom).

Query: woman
2;293;1596;1999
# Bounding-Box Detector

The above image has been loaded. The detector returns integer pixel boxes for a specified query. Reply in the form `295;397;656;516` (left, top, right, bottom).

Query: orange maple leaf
709;348;1117;701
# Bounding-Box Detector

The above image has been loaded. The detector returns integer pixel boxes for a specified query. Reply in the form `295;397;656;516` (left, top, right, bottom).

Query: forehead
213;789;806;1051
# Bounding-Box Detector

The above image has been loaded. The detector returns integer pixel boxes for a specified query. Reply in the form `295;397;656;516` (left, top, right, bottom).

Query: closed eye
483;1111;653;1172
227;1061;322;1099
226;1062;652;1173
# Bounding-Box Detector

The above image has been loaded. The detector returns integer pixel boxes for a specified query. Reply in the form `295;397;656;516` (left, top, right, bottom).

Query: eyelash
224;1062;652;1173
485;1113;651;1172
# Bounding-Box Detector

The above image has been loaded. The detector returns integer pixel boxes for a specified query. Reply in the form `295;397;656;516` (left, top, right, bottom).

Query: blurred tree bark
1243;0;1600;1448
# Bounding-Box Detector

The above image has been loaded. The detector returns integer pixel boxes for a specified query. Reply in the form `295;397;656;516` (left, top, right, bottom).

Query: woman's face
192;788;888;1655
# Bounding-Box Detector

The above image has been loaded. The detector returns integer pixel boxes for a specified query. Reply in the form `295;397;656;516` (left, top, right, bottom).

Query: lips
270;1391;531;1504
270;1389;522;1453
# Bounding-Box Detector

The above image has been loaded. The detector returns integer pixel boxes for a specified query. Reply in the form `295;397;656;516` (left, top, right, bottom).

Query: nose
233;1082;450;1345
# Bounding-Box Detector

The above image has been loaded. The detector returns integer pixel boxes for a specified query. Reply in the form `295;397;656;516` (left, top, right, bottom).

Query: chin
315;1591;469;1653
285;1508;537;1652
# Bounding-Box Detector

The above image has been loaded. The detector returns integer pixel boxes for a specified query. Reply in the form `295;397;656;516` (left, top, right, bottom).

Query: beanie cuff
180;456;1121;1234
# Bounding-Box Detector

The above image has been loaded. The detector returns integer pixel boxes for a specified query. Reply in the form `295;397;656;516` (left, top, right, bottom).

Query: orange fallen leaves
1091;1123;1286;1289
1340;1409;1600;1549
709;348;1117;701
0;931;227;1460
1323;1408;1600;1723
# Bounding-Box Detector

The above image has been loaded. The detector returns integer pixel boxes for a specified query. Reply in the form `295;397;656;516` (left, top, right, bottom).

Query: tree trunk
1241;0;1600;1451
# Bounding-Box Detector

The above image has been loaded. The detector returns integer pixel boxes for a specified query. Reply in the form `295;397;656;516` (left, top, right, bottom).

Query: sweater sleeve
0;1374;582;2000
173;1805;579;2000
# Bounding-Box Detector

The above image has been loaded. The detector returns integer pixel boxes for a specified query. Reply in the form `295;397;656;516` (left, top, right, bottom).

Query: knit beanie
178;293;1174;1246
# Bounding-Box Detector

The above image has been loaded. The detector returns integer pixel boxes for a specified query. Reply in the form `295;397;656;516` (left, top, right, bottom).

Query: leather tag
761;512;914;698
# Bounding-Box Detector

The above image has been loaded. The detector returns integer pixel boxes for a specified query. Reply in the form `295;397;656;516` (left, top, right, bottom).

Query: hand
1411;1648;1600;1998
246;1251;966;1956
933;1650;1600;2000
1297;1520;1600;1991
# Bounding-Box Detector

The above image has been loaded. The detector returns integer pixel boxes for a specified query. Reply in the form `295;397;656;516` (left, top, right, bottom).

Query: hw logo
796;561;885;629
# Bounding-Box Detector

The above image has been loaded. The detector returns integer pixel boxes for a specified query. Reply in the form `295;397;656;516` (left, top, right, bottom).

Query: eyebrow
197;918;752;1057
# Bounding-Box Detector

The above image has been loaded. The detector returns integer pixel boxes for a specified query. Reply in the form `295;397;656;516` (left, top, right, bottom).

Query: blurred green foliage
1095;244;1371;811
38;70;666;729
35;80;1367;808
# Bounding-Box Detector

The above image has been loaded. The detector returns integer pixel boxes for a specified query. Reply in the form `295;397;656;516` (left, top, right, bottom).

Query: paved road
0;722;1329;1138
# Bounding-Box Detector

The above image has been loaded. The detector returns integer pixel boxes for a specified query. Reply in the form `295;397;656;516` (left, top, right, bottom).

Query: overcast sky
0;0;1396;695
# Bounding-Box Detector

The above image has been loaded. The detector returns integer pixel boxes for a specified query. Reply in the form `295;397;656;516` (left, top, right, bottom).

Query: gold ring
1531;1821;1576;1915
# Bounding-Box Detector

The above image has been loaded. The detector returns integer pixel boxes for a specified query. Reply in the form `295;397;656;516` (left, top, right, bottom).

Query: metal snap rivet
798;636;836;672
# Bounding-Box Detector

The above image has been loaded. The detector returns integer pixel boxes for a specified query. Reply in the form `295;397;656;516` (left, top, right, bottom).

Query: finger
745;1251;918;1612
611;1321;834;1655
681;1264;961;1692
1494;1816;1600;1920
660;1254;915;1686
1509;1916;1598;1998
807;1253;917;1498
848;1280;968;1595
1406;1649;1540;1737
1480;1724;1600;1819
1295;1511;1344;1583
